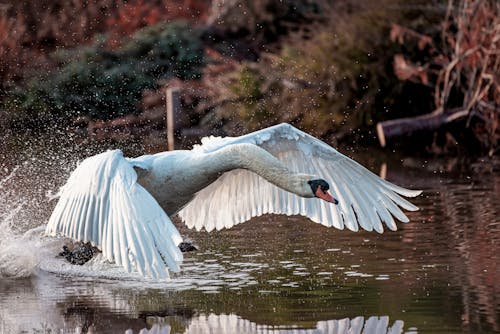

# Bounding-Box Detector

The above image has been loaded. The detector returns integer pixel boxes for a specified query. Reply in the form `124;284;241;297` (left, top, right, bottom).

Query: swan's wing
45;150;183;279
179;123;421;233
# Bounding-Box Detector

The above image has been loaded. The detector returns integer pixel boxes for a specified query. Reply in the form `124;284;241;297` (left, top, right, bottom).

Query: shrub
207;0;322;46
120;21;205;80
3;21;205;126
0;0;211;96
211;1;442;140
106;0;210;45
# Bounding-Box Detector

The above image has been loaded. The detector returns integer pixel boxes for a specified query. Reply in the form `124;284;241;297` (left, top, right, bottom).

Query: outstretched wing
45;150;183;279
178;123;421;233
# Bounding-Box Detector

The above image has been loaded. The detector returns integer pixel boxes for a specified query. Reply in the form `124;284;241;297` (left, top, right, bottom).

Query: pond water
0;133;498;334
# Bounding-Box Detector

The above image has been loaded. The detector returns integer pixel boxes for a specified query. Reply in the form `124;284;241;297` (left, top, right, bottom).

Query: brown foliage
0;10;27;84
0;0;211;87
105;0;210;47
393;54;430;85
391;0;500;153
4;0;116;48
390;24;434;52
0;0;115;88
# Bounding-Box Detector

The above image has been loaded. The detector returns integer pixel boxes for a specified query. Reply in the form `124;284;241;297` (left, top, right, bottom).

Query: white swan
45;123;421;279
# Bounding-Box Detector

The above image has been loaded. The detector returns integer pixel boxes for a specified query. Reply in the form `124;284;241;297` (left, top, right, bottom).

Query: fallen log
376;107;470;147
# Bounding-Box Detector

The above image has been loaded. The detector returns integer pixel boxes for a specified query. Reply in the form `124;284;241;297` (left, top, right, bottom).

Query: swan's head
308;179;338;204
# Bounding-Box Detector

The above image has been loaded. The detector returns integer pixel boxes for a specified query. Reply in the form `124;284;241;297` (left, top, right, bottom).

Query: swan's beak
315;188;338;204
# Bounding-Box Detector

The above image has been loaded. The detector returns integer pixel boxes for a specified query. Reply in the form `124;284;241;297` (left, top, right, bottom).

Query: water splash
0;218;51;278
0;156;56;278
0;165;20;190
0;133;105;279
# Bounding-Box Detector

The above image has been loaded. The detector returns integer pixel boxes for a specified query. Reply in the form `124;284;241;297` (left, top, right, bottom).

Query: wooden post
166;87;181;151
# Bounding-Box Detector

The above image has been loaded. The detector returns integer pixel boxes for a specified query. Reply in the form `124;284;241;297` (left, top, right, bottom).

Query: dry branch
377;108;470;147
378;0;500;153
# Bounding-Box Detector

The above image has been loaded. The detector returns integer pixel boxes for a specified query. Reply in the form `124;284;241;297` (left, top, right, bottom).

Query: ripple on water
292;270;310;277
344;271;373;278
375;274;390;281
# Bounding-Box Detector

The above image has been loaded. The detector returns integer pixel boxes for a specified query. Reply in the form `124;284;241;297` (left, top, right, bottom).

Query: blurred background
0;0;498;156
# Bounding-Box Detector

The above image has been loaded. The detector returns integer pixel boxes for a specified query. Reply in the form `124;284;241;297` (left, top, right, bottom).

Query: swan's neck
136;143;315;215
209;143;315;198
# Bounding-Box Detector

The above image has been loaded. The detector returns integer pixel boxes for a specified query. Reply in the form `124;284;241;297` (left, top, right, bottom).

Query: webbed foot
178;242;197;253
59;242;98;265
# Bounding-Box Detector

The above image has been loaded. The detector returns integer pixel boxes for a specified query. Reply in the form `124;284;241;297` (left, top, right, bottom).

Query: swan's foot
59;242;99;265
178;242;197;253
59;241;196;266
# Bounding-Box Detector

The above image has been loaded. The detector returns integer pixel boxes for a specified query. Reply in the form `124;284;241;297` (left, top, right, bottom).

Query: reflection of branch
440;175;500;332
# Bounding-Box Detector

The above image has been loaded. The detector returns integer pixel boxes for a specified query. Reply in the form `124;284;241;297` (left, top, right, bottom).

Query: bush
211;1;442;140
0;0;210;87
3;21;205;126
120;22;205;81
207;0;322;47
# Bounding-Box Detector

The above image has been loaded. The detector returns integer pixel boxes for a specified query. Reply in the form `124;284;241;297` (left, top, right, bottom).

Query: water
0;133;498;333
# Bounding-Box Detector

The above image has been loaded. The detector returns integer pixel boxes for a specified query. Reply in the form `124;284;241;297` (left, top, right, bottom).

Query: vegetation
0;0;498;155
207;0;499;155
3;21;204;127
0;0;209;85
386;0;499;154
208;1;442;139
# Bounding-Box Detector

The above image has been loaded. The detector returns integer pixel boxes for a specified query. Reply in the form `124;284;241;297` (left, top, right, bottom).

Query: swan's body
46;123;421;279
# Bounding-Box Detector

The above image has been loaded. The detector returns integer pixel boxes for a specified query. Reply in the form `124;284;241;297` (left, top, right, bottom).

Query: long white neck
137;143;316;215
205;143;315;197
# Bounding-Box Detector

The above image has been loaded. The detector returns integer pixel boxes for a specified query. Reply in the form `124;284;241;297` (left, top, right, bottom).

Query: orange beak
315;187;338;204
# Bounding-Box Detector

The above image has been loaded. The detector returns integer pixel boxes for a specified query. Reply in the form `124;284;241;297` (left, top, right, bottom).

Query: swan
45;123;421;279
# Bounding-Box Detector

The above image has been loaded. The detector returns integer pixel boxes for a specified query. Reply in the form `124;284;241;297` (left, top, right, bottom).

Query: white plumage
46;123;421;279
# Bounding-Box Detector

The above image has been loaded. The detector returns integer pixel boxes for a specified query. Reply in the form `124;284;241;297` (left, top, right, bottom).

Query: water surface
0;134;498;333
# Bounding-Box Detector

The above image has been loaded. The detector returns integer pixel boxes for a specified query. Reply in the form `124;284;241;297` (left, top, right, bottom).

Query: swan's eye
308;179;330;194
319;180;329;192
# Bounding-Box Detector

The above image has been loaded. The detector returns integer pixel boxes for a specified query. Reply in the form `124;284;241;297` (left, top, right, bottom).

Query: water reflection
0;273;413;334
129;314;407;334
384;164;500;333
433;178;500;333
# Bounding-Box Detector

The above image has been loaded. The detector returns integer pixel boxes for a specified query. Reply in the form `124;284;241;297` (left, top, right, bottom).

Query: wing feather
179;123;420;233
46;150;183;279
339;161;382;231
344;164;398;230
